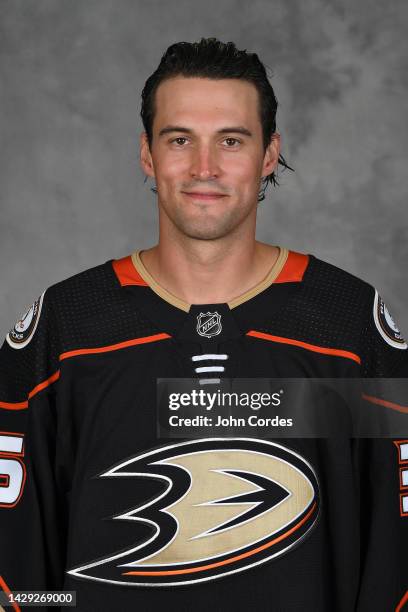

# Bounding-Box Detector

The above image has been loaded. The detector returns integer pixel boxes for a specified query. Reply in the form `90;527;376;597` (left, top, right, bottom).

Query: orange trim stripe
59;333;171;360
112;256;148;287
362;394;408;415
275;251;309;283
0;333;171;410
247;330;361;364
123;501;317;577
28;370;60;400
0;399;28;410
396;590;408;612
0;371;60;411
0;575;21;611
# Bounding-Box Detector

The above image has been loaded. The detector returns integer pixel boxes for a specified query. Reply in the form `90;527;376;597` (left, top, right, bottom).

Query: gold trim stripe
131;251;191;312
229;247;288;308
131;247;289;313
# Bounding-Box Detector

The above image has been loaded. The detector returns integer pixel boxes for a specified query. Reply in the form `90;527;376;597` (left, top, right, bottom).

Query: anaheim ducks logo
68;438;320;586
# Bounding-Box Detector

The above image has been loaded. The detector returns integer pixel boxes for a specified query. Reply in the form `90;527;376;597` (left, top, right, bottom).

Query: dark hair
141;37;294;202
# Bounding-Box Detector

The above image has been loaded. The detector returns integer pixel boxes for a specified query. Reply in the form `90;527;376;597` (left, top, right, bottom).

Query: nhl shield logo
196;311;222;338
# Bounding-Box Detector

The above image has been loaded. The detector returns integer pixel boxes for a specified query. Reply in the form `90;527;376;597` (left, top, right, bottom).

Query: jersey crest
68;438;320;586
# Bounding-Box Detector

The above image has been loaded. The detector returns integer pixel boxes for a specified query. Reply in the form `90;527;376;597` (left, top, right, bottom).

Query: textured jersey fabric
1;247;407;612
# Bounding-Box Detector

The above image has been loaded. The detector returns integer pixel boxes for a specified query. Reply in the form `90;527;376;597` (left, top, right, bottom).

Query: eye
223;137;241;147
170;137;189;146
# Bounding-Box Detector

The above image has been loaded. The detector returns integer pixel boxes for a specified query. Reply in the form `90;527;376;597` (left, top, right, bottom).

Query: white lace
191;353;229;385
191;353;228;372
198;378;221;385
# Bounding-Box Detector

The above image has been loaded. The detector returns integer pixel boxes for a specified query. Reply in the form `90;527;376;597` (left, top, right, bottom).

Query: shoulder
1;260;115;400
4;259;115;350
36;257;154;352
1;256;154;405
46;258;117;308
303;253;373;299
304;253;405;342
303;252;408;375
3;253;152;361
278;250;375;334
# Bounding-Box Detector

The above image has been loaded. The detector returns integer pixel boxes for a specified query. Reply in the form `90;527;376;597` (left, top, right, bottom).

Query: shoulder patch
6;291;46;349
373;289;407;350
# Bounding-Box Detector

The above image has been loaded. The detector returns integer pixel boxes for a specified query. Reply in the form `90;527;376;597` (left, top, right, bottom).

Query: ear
261;132;281;178
140;132;155;179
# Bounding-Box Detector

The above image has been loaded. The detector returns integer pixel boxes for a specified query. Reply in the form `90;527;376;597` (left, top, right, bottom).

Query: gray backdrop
1;0;407;337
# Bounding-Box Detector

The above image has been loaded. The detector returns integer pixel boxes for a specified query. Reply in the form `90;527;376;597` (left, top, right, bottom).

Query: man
0;37;407;612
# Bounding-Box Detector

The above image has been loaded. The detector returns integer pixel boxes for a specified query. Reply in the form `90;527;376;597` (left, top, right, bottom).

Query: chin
178;222;235;241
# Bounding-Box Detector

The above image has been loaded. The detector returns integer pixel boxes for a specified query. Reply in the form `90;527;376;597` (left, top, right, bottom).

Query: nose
189;143;220;180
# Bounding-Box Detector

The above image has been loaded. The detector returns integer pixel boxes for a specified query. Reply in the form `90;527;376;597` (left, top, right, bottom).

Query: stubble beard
161;196;255;241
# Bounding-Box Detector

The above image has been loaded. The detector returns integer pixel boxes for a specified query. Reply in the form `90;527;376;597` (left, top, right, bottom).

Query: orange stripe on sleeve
0;333;172;410
0;575;21;611
27;370;60;400
0;371;60;411
247;330;361;364
362;394;408;415
0;399;28;410
396;590;408;612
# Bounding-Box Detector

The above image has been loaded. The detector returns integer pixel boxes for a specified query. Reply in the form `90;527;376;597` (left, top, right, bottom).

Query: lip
182;191;227;200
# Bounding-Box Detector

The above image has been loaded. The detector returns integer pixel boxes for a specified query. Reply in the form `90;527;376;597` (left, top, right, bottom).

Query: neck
139;238;280;305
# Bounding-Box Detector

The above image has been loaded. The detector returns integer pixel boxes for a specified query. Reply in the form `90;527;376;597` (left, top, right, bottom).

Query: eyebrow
158;125;253;138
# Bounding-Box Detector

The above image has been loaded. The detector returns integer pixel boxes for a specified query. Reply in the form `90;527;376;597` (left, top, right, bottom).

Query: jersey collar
113;246;309;313
111;248;310;340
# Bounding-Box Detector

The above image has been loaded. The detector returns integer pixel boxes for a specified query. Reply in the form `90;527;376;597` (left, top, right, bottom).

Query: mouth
182;191;228;201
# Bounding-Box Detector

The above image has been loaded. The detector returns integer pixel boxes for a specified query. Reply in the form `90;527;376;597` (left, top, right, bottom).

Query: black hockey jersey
1;246;407;612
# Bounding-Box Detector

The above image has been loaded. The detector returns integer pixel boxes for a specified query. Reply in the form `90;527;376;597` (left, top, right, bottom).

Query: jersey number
0;431;26;508
394;440;408;517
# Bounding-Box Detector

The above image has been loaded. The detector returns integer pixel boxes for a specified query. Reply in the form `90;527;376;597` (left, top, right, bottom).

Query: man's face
140;76;280;241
